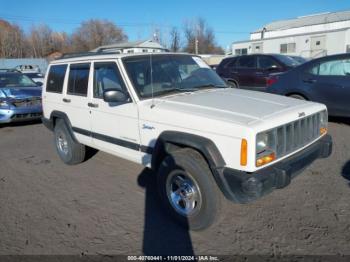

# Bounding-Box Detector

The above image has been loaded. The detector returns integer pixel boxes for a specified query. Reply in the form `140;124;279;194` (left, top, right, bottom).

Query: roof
90;39;167;52
254;10;350;32
51;52;191;64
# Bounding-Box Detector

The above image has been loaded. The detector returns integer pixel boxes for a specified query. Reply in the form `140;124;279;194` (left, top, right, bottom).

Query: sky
1;0;350;51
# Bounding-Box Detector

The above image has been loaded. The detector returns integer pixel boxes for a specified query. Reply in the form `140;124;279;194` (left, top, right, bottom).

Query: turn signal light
256;152;276;167
240;139;248;166
320;127;327;135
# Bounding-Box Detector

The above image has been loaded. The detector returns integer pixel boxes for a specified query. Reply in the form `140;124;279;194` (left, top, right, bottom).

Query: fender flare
151;131;226;170
49;110;78;142
151;131;235;200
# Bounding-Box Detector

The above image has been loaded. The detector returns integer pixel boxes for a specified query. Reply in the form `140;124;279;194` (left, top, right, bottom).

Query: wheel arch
286;92;309;100
225;78;239;87
151;131;226;171
49;111;78;143
151;131;232;199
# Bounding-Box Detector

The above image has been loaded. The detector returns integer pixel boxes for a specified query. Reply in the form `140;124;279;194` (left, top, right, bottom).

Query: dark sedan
0;72;42;123
267;53;350;117
216;53;302;91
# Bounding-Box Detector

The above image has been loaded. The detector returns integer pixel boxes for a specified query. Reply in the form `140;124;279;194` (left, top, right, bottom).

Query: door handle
62;98;71;103
87;102;99;108
303;78;317;83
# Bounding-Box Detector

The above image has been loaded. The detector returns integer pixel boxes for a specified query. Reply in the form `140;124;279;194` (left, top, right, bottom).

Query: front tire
157;148;222;231
54;119;86;165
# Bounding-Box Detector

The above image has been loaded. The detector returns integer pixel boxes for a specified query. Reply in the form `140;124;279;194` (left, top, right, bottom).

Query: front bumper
0;106;42;124
217;134;333;203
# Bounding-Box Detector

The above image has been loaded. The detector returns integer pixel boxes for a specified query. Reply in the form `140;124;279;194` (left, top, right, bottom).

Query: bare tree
27;25;56;57
71;19;127;52
0;20;27;58
183;18;224;55
169;27;181;52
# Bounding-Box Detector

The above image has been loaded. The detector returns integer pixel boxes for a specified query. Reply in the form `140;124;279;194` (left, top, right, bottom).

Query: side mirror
35;82;43;86
103;89;128;103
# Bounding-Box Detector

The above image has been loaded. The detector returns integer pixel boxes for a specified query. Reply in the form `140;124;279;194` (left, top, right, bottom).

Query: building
90;39;168;54
232;10;350;58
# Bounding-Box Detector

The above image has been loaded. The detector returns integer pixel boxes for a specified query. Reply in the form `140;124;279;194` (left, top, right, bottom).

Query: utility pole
195;23;199;54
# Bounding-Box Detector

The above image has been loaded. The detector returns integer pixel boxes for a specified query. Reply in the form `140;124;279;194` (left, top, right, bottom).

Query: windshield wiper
192;84;227;89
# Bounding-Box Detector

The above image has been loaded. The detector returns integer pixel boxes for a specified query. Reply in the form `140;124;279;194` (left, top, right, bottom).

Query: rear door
304;57;350;116
234;55;257;88
63;63;92;145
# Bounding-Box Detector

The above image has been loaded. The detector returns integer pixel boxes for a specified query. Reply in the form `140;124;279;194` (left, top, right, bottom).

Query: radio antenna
150;53;155;109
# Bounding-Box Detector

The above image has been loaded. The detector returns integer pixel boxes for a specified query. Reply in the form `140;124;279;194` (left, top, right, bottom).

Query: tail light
266;76;278;87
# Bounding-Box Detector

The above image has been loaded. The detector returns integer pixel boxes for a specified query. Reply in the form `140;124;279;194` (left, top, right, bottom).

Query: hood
0;86;42;99
152;88;310;126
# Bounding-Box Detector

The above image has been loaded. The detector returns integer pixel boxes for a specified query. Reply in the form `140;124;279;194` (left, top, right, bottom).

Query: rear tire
227;80;238;88
54;119;85;165
289;94;306;100
157;148;223;231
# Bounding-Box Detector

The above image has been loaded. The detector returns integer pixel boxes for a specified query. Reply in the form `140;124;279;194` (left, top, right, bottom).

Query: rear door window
46;64;67;93
67;63;90;96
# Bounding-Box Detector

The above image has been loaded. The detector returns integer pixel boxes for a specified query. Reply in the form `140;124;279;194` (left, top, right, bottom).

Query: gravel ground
0;120;349;256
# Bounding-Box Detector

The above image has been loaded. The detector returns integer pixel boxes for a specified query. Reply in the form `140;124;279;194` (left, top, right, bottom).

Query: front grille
275;112;321;158
12;97;41;108
11;113;42;119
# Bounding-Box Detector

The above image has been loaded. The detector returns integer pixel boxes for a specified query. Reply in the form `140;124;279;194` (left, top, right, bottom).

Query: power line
0;13;250;35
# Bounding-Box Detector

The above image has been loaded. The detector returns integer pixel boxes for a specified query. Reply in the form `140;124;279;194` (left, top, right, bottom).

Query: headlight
256;130;276;167
0;100;9;108
320;110;328;135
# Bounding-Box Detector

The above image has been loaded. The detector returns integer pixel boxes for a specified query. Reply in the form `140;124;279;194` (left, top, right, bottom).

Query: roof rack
58;45;169;60
58;51;122;60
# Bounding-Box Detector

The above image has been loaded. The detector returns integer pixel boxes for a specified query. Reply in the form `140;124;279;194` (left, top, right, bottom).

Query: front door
234;55;257;88
255;55;283;91
89;61;142;163
304;57;350;116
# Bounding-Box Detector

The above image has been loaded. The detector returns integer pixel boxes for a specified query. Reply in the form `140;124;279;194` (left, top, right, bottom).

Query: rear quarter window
46;64;67;93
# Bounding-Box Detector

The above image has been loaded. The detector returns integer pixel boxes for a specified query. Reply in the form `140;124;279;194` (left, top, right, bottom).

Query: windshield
122;55;227;99
0;73;37;87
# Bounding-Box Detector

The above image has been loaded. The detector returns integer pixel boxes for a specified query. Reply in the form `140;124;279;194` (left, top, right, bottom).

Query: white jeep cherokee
42;52;332;230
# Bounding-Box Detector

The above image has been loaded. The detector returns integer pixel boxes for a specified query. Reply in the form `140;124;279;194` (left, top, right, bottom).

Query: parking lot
0;119;349;256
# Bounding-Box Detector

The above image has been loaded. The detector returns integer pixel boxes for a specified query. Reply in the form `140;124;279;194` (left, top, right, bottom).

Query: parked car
42;52;332;230
22;72;45;86
0;72;42;123
0;68;21;73
267;53;350;117
216;54;302;91
15;64;41;73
